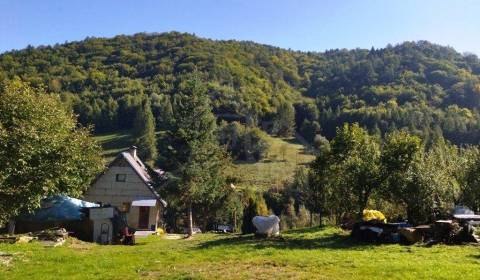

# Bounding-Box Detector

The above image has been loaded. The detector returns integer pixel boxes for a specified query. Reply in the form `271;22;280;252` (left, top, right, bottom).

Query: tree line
263;124;480;227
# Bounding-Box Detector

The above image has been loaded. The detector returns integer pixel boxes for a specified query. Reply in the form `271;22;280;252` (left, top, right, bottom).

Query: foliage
156;76;228;235
241;188;269;234
0;80;104;224
132;95;157;161
272;100;296;137
328;123;381;217
3;34;480;147
218;121;270;161
458;148;480;212
304;124;480;224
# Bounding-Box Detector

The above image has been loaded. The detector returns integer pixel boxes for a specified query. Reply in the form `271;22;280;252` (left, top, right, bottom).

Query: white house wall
83;165;159;230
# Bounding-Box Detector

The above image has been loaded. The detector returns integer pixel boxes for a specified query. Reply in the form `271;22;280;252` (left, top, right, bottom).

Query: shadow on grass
197;227;376;251
283;138;302;145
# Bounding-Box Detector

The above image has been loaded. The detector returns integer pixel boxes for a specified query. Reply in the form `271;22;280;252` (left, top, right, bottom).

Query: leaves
0;81;104;224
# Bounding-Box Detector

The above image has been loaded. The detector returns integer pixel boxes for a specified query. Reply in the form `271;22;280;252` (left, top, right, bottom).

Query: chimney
128;146;137;159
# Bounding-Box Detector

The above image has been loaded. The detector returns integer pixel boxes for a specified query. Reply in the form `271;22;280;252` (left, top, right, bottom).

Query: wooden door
138;206;150;229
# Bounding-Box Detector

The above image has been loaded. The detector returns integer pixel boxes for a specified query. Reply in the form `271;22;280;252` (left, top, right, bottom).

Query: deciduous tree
0;81;104;227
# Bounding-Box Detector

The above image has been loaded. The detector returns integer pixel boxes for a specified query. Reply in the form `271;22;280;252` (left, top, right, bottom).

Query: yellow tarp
363;209;386;223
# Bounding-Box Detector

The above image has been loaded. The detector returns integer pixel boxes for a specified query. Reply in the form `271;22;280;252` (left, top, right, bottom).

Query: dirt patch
163;234;184;240
0;252;14;267
67;238;93;251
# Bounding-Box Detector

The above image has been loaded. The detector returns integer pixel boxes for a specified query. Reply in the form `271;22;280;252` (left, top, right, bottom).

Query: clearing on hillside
94;131;315;189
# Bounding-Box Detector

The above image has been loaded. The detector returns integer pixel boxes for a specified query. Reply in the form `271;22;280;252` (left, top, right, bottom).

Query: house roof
115;151;167;207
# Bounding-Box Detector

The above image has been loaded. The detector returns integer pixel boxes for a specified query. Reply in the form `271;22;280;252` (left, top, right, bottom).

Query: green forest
1;32;480;146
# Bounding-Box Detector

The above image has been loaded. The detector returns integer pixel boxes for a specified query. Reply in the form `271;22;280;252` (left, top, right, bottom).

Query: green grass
93;130;135;162
232;136;315;189
1;227;480;279
93;130;315;189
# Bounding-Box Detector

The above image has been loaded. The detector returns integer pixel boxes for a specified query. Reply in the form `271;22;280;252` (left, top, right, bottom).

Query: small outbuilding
83;146;167;231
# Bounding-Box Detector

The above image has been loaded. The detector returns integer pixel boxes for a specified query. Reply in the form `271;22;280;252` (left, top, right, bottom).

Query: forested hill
1;32;480;145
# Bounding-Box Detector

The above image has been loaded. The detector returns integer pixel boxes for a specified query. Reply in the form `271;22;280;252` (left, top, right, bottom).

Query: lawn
1;227;480;280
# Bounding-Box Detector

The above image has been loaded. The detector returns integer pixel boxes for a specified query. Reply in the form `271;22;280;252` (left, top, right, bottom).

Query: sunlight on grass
94;130;315;189
1;227;480;279
93;130;135;162
232;136;315;189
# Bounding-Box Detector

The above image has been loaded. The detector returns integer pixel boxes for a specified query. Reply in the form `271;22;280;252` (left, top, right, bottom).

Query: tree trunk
357;191;370;219
187;203;194;237
233;209;237;233
310;211;313;227
8;219;15;235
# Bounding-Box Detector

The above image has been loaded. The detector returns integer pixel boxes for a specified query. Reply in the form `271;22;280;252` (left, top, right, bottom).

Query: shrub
241;189;269;234
219;121;270;161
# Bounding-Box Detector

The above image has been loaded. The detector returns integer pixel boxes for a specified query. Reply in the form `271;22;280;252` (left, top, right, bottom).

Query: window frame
116;174;127;182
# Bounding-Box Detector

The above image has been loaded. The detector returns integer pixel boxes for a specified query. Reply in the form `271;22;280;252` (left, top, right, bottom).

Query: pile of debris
0;227;69;247
0;252;15;267
351;210;411;243
32;228;69;246
351;207;480;245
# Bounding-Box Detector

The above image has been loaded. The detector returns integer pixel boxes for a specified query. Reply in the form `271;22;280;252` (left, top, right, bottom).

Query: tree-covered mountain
1;32;480;145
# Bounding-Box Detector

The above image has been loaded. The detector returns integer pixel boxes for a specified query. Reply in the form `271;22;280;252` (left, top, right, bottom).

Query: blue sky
1;0;479;55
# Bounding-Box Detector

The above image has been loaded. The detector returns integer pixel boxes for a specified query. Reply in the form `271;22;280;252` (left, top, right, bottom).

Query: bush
300;120;321;143
241;189;269;234
219;121;270;161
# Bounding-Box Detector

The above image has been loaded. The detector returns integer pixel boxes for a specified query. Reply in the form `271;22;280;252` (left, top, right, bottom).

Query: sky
1;0;479;55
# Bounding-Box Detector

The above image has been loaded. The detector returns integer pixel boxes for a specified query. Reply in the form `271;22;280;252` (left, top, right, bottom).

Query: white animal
252;215;280;236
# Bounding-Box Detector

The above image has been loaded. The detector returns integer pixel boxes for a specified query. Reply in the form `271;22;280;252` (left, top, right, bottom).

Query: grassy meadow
93;131;315;189
93;130;136;162
1;227;480;279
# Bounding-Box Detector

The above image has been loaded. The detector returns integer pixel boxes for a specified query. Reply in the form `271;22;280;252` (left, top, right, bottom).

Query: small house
83;146;166;231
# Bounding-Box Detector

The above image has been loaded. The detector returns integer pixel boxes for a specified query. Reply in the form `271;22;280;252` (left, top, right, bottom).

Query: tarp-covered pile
252;215;280;237
17;195;99;222
14;195;100;241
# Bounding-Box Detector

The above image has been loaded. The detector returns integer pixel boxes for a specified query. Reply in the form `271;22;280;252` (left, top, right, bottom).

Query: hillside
94;131;314;188
2;32;480;145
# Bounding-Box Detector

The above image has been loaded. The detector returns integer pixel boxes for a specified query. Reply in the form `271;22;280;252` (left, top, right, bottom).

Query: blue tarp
18;195;99;222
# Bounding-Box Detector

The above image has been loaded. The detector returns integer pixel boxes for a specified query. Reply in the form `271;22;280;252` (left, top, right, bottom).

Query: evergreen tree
158;76;228;237
133;96;157;162
273;101;295;137
241;189;269;234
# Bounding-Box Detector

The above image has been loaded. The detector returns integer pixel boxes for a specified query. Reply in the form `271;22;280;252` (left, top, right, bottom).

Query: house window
116;174;126;182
